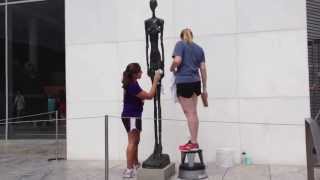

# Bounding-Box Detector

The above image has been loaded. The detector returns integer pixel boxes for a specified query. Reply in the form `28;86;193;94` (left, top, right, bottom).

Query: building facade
66;0;310;165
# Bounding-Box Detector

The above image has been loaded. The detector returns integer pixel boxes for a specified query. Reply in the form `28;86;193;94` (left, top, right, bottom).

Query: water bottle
241;152;246;165
245;154;252;165
241;152;252;165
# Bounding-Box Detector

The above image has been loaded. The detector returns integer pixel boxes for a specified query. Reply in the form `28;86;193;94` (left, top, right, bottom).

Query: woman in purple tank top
121;63;161;178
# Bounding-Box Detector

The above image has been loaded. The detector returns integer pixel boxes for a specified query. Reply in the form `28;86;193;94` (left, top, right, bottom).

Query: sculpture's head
150;0;158;12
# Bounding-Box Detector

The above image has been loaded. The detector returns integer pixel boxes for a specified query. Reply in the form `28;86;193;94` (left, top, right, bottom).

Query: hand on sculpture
154;70;162;82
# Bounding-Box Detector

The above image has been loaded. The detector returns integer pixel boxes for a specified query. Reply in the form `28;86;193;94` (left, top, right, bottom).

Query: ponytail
180;28;193;44
122;71;131;89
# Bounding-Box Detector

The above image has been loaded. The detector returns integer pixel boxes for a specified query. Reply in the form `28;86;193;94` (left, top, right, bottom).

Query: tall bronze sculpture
142;0;170;169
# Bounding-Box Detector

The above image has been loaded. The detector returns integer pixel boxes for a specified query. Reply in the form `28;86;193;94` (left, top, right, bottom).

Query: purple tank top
121;81;143;117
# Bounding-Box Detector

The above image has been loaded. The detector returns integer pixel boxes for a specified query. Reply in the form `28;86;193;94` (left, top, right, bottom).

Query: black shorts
122;117;142;132
176;81;201;98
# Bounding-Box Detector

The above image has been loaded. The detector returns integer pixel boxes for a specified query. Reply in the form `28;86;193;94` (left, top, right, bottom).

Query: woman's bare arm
170;56;182;72
136;72;161;100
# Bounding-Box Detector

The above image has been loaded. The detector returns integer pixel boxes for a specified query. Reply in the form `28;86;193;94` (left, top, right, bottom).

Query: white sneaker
123;168;135;178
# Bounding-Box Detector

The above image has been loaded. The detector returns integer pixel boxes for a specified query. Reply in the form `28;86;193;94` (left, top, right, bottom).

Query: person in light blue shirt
48;97;56;113
170;28;208;152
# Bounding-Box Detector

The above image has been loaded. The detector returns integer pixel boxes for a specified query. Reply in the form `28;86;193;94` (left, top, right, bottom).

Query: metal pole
55;111;58;161
105;115;109;180
5;0;8;141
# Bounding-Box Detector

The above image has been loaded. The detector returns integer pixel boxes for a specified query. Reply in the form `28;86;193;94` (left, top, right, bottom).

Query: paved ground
0;140;308;180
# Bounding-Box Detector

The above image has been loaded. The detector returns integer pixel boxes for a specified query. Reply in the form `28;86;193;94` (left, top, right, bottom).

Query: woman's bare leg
126;130;140;168
178;94;199;143
134;131;140;165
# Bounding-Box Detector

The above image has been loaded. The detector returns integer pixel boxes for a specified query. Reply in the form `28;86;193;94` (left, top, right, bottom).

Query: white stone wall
66;0;310;165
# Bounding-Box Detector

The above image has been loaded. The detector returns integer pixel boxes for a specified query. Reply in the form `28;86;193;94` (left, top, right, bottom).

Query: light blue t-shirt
48;98;56;112
172;41;205;84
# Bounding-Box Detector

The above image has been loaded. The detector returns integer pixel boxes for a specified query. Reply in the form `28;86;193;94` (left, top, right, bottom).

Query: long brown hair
180;28;193;43
122;63;141;89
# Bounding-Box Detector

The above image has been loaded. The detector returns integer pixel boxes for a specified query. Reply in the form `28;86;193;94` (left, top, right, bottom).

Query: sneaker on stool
179;140;191;150
179;141;199;152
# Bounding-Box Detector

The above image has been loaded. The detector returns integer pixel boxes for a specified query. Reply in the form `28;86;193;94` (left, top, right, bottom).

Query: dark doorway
307;0;320;119
0;0;65;139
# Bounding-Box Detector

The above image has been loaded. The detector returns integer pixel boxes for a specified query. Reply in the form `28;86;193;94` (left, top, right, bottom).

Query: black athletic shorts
176;81;201;98
122;117;142;132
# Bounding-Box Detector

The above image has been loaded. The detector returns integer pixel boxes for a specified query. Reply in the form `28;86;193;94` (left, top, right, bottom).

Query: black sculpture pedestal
142;153;170;169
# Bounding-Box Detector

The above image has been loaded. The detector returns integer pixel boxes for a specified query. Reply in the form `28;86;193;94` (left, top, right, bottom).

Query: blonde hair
180;28;193;43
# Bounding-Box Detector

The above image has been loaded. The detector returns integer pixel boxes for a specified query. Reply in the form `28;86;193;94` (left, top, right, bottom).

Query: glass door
0;6;5;139
0;0;65;139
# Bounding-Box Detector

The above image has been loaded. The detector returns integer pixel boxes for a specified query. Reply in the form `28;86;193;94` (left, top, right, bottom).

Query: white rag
170;73;178;103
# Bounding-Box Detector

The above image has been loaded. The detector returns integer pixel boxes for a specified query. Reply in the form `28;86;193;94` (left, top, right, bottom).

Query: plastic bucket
216;148;235;168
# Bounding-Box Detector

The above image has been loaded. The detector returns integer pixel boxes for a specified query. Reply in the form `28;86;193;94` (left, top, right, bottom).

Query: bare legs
178;94;199;143
126;130;140;168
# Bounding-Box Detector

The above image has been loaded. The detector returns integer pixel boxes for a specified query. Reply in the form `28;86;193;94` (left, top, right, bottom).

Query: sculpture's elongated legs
157;83;162;154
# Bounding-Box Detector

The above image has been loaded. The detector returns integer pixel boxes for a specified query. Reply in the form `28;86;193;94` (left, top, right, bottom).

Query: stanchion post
55;111;59;161
105;115;109;180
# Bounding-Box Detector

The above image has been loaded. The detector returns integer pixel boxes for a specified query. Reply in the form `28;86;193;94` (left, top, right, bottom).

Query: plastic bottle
241;152;253;165
241;152;246;165
245;154;252;165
